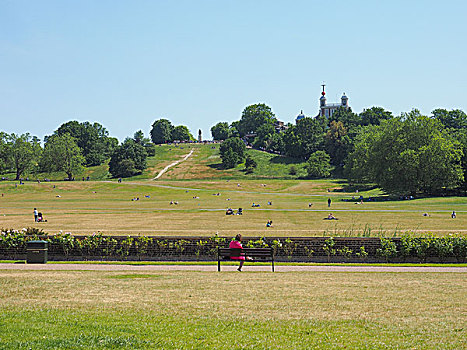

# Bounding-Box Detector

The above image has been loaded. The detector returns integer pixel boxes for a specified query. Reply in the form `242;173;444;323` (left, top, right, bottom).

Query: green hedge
0;228;466;262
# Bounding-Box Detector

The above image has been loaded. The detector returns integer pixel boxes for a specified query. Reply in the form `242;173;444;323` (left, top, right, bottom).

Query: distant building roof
296;110;306;123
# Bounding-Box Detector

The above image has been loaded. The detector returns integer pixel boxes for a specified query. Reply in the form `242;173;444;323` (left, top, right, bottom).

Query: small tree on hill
306;151;332;178
219;137;246;169
41;134;85;180
109;138;147;178
150;119;174;144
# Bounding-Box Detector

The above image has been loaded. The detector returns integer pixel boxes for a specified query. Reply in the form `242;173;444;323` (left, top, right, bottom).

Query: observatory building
295;85;350;123
319;84;349;118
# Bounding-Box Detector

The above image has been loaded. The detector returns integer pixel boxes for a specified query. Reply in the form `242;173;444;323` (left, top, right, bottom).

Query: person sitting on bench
229;234;252;271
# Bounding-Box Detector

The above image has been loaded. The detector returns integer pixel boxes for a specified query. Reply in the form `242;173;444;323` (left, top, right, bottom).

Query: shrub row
0;228;466;263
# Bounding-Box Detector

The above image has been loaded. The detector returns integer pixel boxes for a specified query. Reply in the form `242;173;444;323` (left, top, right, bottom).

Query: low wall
1;234;465;263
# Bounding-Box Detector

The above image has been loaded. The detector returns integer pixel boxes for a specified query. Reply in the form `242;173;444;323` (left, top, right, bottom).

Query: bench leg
272;258;275;272
218;258;221;272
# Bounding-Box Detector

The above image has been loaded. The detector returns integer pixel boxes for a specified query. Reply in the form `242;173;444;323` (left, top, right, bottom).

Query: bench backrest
218;247;273;258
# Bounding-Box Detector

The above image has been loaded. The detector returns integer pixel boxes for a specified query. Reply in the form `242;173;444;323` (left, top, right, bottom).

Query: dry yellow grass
0;269;465;348
0;180;465;236
1;270;465;321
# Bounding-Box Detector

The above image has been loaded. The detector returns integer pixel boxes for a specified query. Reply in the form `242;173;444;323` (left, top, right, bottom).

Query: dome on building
296;110;306;123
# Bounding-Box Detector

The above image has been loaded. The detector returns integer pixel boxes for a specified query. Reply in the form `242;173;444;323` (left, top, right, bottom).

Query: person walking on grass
33;208;38;222
328;198;332;207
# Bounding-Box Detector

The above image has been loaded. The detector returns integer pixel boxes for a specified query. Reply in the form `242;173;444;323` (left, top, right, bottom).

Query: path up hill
140;144;309;180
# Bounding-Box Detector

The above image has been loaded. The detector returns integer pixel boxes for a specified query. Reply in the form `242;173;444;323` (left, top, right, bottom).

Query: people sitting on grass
451;211;456;218
226;208;234;215
251;203;260;207
37;212;47;222
324;213;338;220
266;220;273;227
237;208;243;215
229;234;252;272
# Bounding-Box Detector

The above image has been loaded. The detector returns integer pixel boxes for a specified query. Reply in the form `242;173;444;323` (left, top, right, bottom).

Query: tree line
213;104;467;196
0;119;195;180
1;104;465;196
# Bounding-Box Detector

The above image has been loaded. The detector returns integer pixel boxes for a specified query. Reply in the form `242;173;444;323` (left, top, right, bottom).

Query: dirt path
153;149;194;180
1;263;465;273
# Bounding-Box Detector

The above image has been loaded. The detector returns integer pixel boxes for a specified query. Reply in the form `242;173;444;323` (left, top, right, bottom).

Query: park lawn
0;179;466;236
0;269;465;349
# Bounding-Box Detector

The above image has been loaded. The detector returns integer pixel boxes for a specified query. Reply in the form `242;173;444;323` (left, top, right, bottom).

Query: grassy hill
144;144;309;181
0;144;310;182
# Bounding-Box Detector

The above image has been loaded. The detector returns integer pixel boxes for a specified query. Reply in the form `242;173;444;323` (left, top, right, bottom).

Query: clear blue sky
1;0;466;142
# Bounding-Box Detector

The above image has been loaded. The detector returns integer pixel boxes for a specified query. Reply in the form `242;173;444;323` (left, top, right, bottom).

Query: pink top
229;240;245;260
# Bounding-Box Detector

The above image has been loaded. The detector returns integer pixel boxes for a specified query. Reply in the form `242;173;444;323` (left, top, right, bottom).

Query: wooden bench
217;247;275;272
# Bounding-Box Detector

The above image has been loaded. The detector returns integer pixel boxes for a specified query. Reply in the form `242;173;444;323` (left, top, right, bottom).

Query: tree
133;130;156;156
245;155;257;169
229;121;241;138
282;117;325;159
432;109;467;129
454;129;467;193
219;137;246;168
109;138;148;178
172;125;194;141
51;121;115;166
265;132;285;154
211;122;230;140
41;134;85;180
325;121;352;169
0;132;8;173
328;107;360;128
294;117;325;158
133;130;145;144
345;110;464;195
306;151;332;178
150;119;174;144
253;123;275;149
4;133;42;180
237;103;276;137
359;107;393;126
282;127;302;159
110;159;137;178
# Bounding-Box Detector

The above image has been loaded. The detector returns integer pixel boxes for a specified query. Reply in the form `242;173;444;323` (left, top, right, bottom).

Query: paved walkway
0;263;465;273
153;149;194;180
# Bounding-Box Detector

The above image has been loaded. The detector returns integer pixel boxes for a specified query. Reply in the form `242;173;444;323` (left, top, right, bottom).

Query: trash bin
26;240;48;263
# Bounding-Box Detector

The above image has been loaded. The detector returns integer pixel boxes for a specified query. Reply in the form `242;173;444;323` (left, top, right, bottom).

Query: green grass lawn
0;269;465;349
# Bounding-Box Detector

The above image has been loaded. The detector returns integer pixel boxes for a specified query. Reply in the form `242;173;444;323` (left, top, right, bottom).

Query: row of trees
214;104;467;195
0;116;197;179
150;119;195;144
0;121;119;180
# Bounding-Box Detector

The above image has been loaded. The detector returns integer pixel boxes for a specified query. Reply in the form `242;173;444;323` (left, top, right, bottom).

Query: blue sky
1;0;466;141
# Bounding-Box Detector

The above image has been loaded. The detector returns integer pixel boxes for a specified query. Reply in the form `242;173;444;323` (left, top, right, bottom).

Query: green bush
376;238;397;262
337;246;353;260
322;237;336;262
